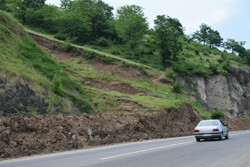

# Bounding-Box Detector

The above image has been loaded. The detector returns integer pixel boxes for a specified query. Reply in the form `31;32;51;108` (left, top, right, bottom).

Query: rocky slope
0;74;48;116
181;66;250;118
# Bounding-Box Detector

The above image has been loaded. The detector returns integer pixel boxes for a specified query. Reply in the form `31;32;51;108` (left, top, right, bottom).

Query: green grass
1;11;212;117
190;101;211;119
25;28;154;71
0;11;93;114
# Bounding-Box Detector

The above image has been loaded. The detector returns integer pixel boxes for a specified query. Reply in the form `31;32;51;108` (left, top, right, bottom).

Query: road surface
1;130;250;167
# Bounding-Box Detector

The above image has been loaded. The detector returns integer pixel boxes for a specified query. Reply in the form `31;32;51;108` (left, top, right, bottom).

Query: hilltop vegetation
1;0;250;118
1;0;250;76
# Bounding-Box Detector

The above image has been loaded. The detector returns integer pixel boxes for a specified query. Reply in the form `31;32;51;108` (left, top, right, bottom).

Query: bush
95;37;110;47
52;76;63;95
62;39;72;52
173;81;184;93
208;63;219;74
174;61;212;77
99;54;115;64
211;109;224;119
84;51;95;59
54;33;68;40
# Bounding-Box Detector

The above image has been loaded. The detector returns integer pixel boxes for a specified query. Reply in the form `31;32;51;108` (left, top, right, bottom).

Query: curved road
1;130;250;167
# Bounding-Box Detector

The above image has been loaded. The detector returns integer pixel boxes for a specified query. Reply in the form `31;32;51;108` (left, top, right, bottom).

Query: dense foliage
1;0;250;76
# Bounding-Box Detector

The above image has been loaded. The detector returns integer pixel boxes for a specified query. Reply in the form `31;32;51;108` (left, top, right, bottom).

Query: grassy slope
26;28;212;118
0;10;212;118
0;11;92;114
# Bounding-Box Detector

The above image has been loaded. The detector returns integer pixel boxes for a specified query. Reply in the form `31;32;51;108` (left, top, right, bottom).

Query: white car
194;120;229;142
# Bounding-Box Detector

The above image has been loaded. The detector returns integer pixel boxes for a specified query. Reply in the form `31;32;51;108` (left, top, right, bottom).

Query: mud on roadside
0;103;202;160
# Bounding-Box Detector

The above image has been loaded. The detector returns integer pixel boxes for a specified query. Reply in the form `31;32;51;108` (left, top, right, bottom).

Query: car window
220;121;226;126
198;121;218;126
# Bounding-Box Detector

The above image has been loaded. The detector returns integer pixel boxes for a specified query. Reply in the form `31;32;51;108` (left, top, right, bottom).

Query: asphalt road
1;130;250;167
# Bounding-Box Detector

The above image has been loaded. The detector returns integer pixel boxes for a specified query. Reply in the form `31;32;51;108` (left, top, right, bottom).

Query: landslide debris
0;103;202;159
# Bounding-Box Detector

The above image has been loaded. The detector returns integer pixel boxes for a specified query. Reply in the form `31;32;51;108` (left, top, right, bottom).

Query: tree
0;0;6;9
224;38;246;57
60;0;72;9
88;0;114;39
23;0;46;9
154;15;183;66
193;23;223;48
58;8;91;42
115;5;148;58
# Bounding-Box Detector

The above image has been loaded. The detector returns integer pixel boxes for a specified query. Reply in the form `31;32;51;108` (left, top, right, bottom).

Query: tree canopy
224;39;246;57
115;5;148;57
192;23;223;48
154;15;183;66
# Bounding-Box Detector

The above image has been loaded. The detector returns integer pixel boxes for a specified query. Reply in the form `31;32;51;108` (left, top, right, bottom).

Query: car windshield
198;121;218;126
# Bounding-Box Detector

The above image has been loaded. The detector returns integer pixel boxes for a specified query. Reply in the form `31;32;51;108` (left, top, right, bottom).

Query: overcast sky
46;0;250;49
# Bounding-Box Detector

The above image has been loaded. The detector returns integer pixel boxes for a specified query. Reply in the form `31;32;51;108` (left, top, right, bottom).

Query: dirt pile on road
0;103;202;159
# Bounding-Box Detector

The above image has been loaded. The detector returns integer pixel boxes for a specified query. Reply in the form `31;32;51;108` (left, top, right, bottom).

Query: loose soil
1;102;249;160
0;103;203;160
3;33;247;161
31;34;158;96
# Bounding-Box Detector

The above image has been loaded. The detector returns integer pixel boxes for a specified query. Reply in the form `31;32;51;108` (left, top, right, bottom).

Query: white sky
46;0;250;49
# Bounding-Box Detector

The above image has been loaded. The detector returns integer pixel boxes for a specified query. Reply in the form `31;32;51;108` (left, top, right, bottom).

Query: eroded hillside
1;11;250;160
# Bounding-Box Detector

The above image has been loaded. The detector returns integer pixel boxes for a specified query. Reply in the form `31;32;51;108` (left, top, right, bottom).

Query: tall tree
193;23;223;48
89;0;114;39
23;0;46;9
115;5;148;58
60;0;72;9
224;38;246;57
154;15;183;66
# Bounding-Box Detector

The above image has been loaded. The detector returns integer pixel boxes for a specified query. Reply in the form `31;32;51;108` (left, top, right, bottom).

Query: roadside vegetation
1;0;249;74
1;0;249;119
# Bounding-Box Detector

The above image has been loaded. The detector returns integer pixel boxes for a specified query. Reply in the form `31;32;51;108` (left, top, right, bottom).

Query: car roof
200;119;220;122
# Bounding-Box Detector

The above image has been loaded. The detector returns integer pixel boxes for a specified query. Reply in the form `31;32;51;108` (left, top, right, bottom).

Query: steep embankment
1;11;250;160
0;11;92;116
181;66;250;118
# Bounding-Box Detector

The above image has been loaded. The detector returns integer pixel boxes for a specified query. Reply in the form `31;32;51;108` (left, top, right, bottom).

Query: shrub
62;39;72;52
54;33;68;40
99;54;115;64
195;50;199;55
84;51;95;59
211;109;224;119
208;63;219;74
95;37;110;47
164;69;176;83
77;60;83;64
173;81;184;93
166;70;176;80
52;76;63;95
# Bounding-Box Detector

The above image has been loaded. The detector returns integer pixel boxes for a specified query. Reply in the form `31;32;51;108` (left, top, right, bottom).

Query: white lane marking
100;141;194;160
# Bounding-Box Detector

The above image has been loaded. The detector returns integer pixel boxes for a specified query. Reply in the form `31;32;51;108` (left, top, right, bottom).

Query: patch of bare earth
0;103;202;160
82;77;145;95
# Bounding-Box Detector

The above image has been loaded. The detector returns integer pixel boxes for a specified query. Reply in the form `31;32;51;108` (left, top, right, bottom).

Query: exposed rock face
0;74;48;116
181;67;250;118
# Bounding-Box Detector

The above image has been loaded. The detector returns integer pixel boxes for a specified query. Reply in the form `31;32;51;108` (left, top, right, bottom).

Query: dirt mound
225;118;250;131
0;103;202;160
